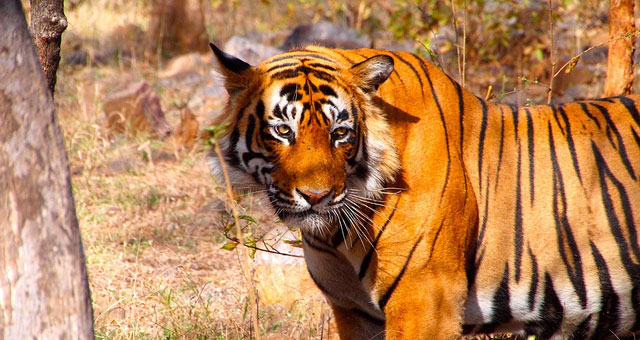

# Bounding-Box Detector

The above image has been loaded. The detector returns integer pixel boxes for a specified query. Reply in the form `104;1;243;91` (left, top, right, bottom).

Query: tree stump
0;1;94;338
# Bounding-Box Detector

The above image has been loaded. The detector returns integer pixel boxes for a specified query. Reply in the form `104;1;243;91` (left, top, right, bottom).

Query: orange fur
210;44;640;340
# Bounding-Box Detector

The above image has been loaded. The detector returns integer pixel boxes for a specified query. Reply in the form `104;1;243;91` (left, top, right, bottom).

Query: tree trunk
603;0;636;97
148;0;208;56
29;0;67;97
0;1;94;339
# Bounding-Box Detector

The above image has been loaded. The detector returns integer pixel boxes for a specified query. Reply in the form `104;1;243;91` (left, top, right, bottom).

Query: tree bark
603;0;636;97
0;1;94;339
29;0;67;97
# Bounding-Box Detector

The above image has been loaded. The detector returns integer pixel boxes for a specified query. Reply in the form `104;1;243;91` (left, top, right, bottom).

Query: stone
103;81;172;138
160;52;208;78
222;36;283;66
281;20;372;51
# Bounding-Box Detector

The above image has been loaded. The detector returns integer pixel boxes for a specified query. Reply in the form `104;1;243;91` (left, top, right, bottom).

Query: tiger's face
210;44;400;231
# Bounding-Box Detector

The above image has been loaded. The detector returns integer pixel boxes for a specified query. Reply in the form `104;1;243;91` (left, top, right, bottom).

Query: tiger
208;42;640;340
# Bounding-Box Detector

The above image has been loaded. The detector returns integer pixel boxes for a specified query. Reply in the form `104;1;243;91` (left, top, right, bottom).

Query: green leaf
221;242;238;251
534;48;544;61
239;215;258;225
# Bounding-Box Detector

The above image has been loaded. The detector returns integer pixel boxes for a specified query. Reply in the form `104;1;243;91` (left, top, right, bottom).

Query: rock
281;20;372;51
187;82;227;115
222;36;283;66
174;108;200;150
103;81;172;138
160;52;209;78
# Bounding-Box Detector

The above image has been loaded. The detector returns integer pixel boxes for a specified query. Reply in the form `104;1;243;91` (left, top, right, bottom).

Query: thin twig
213;141;262;340
223;231;304;258
552;33;639;79
547;0;556;104
451;0;462;84
462;0;467;88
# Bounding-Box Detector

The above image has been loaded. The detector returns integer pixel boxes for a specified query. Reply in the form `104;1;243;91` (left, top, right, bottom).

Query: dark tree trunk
603;0;636;97
0;1;94;338
29;0;67;97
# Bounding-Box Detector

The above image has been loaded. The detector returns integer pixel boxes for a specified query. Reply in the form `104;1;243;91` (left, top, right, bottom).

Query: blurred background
18;0;637;339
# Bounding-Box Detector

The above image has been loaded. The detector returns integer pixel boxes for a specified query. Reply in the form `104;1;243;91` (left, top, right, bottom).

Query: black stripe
307;62;337;71
477;264;512;334
590;242;620;339
514;127;524;283
476;98;490;191
528;246;539;311
279;83;301;101
551;105;566;135
415;55;452;202
632;285;640;331
318;84;337;97
524;273;564;338
266;62;299;73
378;235;423;310
592;142;640;278
272;69;302;80
392;52;425;102
596;97;615;103
616;96;640;128
455;80;465;153
579;102;601;129
632;127;640;148
591;103;637;181
302;231;337;255
525;108;535;204
475;172;491;271
241;114;269;168
548;122;587;308
494;107;506;190
267;53;334;64
569;315;593;340
557;106;583;184
358;197;400;279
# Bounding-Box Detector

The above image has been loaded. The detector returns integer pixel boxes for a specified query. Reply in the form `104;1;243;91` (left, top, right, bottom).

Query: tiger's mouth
268;188;348;228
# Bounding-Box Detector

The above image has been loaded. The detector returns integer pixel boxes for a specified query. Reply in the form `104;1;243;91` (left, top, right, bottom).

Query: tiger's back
209;44;640;339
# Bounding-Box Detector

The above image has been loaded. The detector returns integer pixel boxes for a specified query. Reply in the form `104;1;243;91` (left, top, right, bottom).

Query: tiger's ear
209;42;253;94
350;55;394;93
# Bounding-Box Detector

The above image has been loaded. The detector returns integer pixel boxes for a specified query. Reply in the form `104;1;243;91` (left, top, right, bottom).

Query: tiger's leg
383;271;467;340
330;303;385;340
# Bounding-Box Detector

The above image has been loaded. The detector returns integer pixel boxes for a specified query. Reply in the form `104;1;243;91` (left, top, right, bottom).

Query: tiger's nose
297;188;332;205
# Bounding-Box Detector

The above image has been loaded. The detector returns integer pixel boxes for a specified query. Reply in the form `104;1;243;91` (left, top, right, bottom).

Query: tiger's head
209;43;400;231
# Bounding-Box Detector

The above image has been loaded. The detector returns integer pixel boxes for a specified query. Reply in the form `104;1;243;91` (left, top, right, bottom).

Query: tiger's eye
274;124;292;137
332;127;349;138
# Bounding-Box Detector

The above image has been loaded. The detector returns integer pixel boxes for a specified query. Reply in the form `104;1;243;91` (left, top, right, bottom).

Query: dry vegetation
48;0;635;339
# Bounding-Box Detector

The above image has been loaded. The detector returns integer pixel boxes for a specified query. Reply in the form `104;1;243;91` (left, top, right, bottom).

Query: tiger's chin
275;209;333;233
